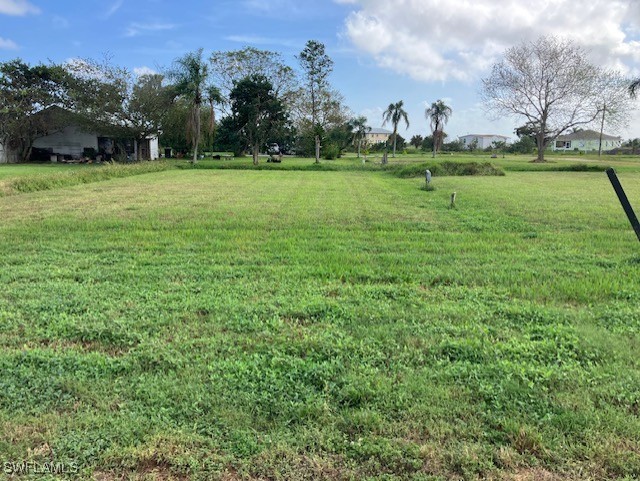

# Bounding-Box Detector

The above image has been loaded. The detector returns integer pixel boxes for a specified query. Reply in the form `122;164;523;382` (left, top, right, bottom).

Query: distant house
365;127;393;145
552;129;622;152
459;134;509;150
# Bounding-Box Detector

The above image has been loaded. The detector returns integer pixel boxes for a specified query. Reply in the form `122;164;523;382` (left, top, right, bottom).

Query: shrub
322;143;340;160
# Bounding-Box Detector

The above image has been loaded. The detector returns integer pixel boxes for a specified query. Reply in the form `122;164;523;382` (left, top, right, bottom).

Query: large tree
382;100;409;158
298;40;334;163
0;59;72;161
113;73;176;160
167;49;210;163
209;47;297;110
481;36;616;162
230;75;287;165
425;100;452;158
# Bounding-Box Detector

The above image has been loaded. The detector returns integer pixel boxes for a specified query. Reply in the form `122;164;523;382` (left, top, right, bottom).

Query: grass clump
390;161;505;178
1;161;172;196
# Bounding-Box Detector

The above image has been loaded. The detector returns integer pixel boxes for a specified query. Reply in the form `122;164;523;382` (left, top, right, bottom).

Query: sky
1;0;640;141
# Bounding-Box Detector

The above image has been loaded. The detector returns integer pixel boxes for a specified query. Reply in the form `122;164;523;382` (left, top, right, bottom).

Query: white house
552;129;622;152
365;127;393;145
459;134;509;150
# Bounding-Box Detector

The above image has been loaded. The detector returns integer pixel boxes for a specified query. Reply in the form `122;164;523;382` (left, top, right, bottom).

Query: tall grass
0;161;172;197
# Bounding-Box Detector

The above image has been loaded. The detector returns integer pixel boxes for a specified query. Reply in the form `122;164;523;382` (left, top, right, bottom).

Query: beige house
553;129;622;152
365;127;392;145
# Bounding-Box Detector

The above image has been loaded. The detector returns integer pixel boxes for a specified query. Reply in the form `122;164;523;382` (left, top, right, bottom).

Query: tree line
1;35;637;164
0;41;360;163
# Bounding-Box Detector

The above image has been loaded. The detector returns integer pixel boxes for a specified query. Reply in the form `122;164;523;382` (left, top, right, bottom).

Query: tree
509;136;536;154
481;36;617;162
350;116;370;158
382;100;409;158
209;47;297;109
230;75;287;165
492;140;507;158
167;49;210;163
442;138;464;152
409;134;424;150
630;79;640;98
120;74;176;160
0;59;72;161
204;85;223;152
425;100;452;158
298;40;334;163
594;71;633;157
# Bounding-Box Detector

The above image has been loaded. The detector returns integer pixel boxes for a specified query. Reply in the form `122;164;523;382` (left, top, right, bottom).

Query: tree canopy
382;100;409;158
425;100;452;158
481;36;630;162
230;75;288;165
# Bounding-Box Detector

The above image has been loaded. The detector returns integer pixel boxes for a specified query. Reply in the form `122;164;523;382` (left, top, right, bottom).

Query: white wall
0;142;18;163
460;135;508;149
33;126;98;159
149;136;159;160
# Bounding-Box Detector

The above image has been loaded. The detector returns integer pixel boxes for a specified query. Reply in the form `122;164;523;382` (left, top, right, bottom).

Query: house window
556;141;570;149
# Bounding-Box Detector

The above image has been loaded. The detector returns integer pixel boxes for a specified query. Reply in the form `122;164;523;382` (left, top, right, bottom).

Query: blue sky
2;0;640;140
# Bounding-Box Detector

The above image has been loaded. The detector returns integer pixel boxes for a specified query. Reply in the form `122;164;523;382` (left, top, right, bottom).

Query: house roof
460;134;508;139
367;128;392;135
556;129;621;141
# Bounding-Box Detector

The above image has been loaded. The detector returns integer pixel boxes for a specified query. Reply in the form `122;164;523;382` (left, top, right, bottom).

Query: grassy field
1;155;640;480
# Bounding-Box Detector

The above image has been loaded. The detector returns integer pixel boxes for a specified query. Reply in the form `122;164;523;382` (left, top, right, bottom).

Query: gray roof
556;129;621;141
367;127;392;135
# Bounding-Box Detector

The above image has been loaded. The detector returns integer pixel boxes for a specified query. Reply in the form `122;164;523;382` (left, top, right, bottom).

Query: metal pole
606;168;640;243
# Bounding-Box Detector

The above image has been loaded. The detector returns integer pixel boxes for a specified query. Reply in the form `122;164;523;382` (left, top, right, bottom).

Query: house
31;126;159;162
459;134;509;150
365;127;393;145
552;129;622;152
0;106;160;163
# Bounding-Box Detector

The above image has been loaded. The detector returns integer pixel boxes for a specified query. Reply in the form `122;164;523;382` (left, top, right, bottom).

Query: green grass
0;163;85;179
1;160;640;480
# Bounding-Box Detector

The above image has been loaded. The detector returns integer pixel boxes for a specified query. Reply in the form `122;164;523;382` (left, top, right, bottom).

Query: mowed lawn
1;167;639;480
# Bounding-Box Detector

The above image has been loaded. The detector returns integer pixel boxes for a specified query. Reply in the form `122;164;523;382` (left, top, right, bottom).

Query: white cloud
339;0;640;82
0;37;18;49
106;0;123;18
125;21;176;37
133;66;157;76
0;0;39;15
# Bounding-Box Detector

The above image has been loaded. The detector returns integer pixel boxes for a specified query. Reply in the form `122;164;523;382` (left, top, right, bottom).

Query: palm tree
205;85;222;153
425;100;452;158
167;48;210;163
382;101;409;158
350;116;370;158
631;78;640;98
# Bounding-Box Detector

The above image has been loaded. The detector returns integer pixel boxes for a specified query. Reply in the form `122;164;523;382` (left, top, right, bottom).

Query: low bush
390;161;505;178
